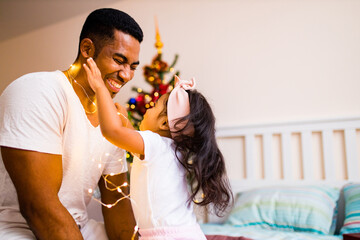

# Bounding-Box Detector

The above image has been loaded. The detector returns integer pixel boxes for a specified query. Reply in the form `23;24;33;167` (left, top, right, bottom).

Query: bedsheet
206;235;253;240
201;224;343;240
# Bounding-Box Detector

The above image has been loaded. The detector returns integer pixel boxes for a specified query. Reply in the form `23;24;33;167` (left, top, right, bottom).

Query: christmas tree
126;19;180;130
125;19;180;162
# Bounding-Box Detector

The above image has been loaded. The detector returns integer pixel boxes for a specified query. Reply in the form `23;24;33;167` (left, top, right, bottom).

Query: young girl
84;58;233;239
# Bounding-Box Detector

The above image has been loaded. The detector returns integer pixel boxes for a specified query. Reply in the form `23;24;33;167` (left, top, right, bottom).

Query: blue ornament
129;98;136;104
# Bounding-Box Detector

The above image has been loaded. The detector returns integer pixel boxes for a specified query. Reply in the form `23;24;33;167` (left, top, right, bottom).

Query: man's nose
118;65;131;84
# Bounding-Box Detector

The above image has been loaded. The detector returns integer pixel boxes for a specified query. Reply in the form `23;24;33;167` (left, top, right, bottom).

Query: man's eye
131;66;138;71
114;58;123;64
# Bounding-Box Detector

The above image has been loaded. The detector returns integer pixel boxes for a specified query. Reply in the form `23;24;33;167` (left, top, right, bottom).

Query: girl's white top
130;130;198;229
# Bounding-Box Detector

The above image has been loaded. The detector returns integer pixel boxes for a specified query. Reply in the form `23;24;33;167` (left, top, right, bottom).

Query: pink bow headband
167;75;196;137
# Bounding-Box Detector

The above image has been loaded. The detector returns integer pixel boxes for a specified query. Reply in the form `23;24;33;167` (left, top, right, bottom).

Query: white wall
1;0;359;127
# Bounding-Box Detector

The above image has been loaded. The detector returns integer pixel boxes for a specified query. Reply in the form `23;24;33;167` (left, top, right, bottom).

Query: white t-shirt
0;70;127;228
130;130;197;229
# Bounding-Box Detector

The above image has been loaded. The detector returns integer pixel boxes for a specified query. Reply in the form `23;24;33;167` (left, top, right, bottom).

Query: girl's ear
159;116;170;131
80;38;95;59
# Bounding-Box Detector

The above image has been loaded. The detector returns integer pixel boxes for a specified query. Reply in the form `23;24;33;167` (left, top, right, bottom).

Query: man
0;8;142;240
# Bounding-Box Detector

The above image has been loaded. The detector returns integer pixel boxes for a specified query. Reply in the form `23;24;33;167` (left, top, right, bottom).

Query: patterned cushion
226;185;340;235
340;183;360;234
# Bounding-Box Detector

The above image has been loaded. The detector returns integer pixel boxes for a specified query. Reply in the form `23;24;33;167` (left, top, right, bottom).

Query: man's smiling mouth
107;78;123;93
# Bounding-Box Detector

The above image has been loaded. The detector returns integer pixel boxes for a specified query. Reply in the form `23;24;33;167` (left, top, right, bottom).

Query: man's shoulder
1;70;70;108
4;70;67;95
15;70;65;85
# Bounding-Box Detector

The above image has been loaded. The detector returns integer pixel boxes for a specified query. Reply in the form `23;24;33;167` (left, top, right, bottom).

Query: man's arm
1;147;84;240
99;172;138;240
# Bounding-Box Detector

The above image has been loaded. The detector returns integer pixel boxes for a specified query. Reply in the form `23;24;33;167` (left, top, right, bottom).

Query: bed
86;117;360;239
198;117;360;240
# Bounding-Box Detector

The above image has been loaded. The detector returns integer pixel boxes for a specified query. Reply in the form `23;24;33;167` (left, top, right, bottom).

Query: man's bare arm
1;147;83;240
99;172;138;240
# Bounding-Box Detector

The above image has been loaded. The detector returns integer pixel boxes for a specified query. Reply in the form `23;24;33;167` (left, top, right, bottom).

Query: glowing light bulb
105;153;110;156
98;163;102;168
145;95;152;101
154;92;159;97
106;204;112;208
110;173;114;176
137;88;143;93
117;187;122;193
123;182;128;187
88;189;93;194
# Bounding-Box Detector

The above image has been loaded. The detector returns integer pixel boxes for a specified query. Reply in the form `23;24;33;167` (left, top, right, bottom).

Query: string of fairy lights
66;63;139;238
88;145;139;240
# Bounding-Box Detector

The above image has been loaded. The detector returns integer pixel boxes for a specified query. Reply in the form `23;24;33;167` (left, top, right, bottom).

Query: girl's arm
83;58;144;155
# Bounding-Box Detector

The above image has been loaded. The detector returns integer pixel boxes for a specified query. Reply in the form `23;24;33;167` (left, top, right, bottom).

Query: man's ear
80;38;95;59
159;116;170;131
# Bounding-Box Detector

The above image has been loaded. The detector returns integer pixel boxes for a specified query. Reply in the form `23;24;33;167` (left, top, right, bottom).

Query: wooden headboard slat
245;134;255;180
322;129;335;180
263;133;273;180
281;132;292;180
301;130;313;180
344;128;359;180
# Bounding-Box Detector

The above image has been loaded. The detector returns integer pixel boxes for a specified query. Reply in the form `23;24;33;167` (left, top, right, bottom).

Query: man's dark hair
76;8;143;59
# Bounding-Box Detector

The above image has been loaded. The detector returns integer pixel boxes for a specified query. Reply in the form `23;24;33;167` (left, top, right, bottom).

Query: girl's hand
83;57;105;93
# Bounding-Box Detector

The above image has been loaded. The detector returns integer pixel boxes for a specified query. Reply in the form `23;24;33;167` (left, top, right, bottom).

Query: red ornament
136;94;144;102
159;84;169;95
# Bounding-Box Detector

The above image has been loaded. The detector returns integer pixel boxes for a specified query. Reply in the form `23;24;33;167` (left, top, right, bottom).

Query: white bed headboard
216;117;360;190
200;117;360;224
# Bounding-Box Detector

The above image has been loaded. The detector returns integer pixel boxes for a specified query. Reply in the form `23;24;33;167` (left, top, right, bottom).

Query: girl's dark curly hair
168;90;233;216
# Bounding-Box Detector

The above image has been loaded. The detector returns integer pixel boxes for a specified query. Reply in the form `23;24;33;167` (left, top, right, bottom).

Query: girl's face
139;94;169;133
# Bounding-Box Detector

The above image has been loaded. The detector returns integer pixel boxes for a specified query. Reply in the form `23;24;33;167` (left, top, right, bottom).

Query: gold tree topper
154;16;163;54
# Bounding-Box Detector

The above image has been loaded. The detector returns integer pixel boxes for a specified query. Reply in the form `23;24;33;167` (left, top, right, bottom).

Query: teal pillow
340;183;360;234
226;185;340;235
